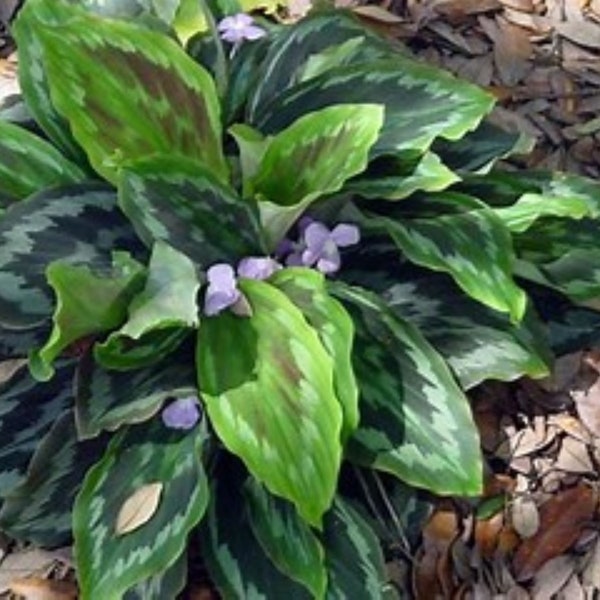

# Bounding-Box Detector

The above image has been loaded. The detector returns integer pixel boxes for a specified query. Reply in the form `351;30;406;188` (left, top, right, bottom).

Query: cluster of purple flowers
161;219;359;430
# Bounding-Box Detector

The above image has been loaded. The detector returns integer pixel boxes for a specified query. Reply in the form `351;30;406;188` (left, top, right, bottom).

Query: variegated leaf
247;11;392;121
527;282;600;355
76;349;197;439
492;172;600;233
341;246;552;388
244;477;327;598
0;410;108;546
432;120;534;174
270;267;358;442
74;418;210;600
123;550;187;600
12;0;89;163
253;103;383;246
254;58;494;158
0;324;48;360
344;152;458;201
323;497;389;599
197;278;343;527
94;327;191;371
29;253;146;382
383;271;551;389
119;155;262;264
0;360;74;496
200;474;311;599
332;283;482;496
33;5;227;184
0;183;144;329
0;120;85;200
362;198;527;322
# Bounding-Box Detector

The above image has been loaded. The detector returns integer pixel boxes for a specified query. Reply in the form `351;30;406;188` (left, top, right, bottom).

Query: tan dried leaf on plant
115;481;164;535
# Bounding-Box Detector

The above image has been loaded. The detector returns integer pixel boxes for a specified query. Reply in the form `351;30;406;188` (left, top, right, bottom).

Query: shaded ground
2;1;600;598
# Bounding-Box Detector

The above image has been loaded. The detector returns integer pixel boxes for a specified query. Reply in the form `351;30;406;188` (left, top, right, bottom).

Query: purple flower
162;396;201;430
203;258;282;317
217;13;266;45
238;256;281;280
204;263;241;316
284;221;360;274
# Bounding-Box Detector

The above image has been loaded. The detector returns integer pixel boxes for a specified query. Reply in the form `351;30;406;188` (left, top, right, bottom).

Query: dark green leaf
270;267;358;442
0;410;108;546
432;120;533;174
119;155;262;264
0;360;75;497
200;472;311;600
332;283;482;496
94;327;190;371
323;496;389;599
247;10;392;121
0;120;85;199
76;348;197;439
0;183;144;329
254;58;494;158
244;477;327;598
74;418;210;599
34;5;227;183
123;550;187;600
197;278;343;527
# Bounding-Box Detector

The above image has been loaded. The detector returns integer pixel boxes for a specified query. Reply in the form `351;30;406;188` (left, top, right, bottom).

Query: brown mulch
3;1;600;598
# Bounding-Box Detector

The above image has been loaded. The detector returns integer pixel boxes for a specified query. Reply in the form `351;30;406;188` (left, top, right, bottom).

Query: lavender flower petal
217;13;266;44
304;222;330;252
204;263;241;316
162;396;201;430
316;253;341;274
238;257;281;280
331;223;360;247
285;251;305;267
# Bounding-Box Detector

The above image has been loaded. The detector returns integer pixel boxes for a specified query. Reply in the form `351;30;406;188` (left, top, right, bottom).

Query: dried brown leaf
573;378;600;436
513;484;598;581
0;550;58;594
556;574;585;600
531;555;577;599
555;436;594;474
511;496;540;539
115;481;163;535
556;20;600;49
474;512;504;558
9;578;78;600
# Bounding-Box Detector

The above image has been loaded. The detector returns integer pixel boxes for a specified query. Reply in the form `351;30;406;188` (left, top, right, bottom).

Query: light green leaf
244;477;327;598
106;241;200;341
74;419;210;600
29;252;145;382
253;103;384;246
332;283;482;496
34;7;227;184
229;123;272;195
197;278;343;526
12;0;88;163
0;120;85;200
270;267;359;442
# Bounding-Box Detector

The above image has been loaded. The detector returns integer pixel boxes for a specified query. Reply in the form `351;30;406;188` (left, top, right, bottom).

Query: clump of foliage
2;0;600;597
